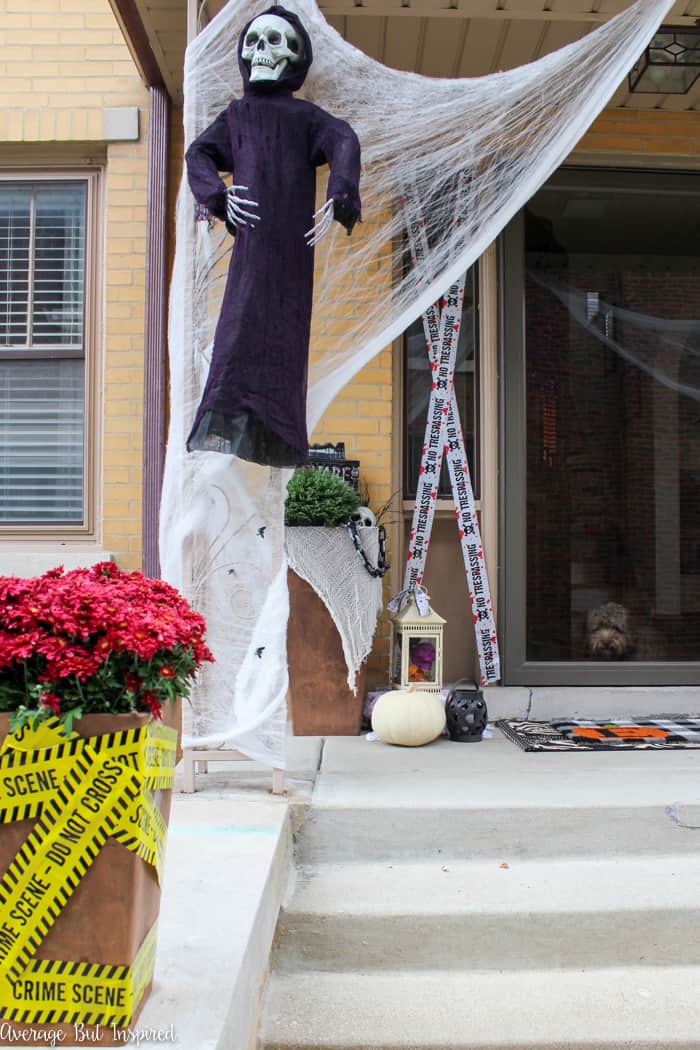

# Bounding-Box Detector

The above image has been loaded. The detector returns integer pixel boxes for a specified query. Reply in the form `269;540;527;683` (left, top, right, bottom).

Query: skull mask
241;14;304;83
351;506;377;528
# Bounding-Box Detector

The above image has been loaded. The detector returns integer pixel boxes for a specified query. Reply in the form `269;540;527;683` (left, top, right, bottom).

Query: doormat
496;718;700;751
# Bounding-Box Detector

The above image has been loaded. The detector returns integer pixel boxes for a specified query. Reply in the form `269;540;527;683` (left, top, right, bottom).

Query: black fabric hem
187;409;306;467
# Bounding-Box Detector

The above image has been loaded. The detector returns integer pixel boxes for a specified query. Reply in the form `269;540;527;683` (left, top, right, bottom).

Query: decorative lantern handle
387;585;431;617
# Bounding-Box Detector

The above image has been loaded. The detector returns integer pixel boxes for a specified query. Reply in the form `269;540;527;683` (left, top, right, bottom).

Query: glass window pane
0;180;88;526
0;359;84;524
0;188;31;348
525;176;700;662
0;182;86;353
403;270;478;497
32;184;86;349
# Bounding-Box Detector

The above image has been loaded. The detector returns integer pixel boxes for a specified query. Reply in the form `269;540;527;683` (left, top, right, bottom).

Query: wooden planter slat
287;569;366;735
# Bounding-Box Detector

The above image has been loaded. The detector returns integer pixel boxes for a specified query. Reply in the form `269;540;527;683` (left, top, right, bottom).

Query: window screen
0;181;87;524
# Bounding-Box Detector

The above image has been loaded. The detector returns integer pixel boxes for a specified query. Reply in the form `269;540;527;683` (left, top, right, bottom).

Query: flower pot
287;570;366;735
0;700;180;1047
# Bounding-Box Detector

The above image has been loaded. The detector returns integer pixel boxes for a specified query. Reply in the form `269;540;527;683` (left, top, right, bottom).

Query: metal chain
345;521;389;579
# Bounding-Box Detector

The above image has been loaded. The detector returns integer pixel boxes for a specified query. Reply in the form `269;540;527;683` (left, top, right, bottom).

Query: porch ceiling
128;0;700;109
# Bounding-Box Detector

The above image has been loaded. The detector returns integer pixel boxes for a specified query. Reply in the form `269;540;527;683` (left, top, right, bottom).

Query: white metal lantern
389;587;446;693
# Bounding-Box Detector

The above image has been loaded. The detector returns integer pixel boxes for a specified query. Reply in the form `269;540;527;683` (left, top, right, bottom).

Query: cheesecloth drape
160;0;674;765
285;526;384;691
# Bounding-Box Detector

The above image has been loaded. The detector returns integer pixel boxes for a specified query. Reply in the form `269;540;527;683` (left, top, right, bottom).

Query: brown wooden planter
287;569;366;735
0;701;180;1047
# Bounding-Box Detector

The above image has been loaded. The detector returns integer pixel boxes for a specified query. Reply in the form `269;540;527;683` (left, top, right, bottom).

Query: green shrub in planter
285;467;360;527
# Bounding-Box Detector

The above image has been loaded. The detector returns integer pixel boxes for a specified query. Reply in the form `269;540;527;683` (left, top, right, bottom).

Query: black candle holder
445;687;488;742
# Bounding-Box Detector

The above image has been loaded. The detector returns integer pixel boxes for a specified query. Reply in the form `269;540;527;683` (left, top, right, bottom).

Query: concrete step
294;800;700;864
297;735;700;864
261;737;700;1049
258;968;700;1049
273;855;700;971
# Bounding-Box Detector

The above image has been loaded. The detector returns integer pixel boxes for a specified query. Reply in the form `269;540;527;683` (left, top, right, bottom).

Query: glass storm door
502;169;700;685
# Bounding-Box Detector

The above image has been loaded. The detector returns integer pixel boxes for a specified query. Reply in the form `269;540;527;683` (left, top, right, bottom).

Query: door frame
500;172;700;686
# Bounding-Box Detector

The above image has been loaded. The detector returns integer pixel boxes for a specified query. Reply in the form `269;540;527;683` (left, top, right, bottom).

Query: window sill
0;546;113;577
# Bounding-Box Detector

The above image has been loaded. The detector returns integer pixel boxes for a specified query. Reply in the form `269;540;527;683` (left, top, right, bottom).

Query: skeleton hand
305;199;334;247
226;185;260;229
305;198;359;246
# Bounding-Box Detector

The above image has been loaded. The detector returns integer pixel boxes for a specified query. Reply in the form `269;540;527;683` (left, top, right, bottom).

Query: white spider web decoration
160;0;674;766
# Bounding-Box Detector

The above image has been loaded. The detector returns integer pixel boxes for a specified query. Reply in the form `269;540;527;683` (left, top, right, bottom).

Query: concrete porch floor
59;694;700;1049
316;726;700;811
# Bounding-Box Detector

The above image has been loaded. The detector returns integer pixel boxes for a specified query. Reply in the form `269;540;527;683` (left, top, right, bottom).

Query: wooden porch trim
108;0;167;90
109;0;172;577
142;84;171;578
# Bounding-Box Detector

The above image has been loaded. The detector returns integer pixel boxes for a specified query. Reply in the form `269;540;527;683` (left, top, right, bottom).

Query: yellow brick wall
578;108;700;156
101;127;149;571
0;0;149;571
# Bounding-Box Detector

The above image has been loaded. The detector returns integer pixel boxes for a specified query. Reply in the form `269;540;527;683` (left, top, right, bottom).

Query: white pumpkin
371;686;446;747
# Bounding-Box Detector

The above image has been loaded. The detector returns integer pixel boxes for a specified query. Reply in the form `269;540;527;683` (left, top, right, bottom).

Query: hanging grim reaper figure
185;5;361;467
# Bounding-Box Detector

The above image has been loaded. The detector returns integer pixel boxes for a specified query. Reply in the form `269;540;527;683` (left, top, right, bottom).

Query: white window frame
0;168;102;539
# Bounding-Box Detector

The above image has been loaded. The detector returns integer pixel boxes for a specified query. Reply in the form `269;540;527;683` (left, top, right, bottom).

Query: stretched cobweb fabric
160;0;673;764
286;526;383;691
532;275;700;403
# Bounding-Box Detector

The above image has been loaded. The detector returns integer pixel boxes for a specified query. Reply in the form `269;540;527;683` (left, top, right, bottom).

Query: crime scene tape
0;920;158;1028
0;718;177;1028
112;787;168;881
0;721;175;874
89;721;179;791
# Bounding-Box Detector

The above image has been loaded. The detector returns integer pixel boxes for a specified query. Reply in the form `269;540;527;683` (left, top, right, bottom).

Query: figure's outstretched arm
309;112;362;247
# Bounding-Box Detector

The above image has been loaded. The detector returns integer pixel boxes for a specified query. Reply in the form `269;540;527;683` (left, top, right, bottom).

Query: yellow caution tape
0;717;177;1028
0;720;176;864
0;737;85;824
112;788;168;883
130;920;159;1012
0;920;158;1027
0;754;140;976
88;721;177;791
0;720;69;753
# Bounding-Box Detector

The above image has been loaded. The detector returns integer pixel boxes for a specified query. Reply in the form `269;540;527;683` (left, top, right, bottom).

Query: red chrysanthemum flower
124;672;141;694
40;692;61;715
0;561;213;731
139;691;163;720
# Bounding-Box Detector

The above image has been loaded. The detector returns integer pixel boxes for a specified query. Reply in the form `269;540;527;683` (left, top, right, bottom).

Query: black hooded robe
184;6;361;466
